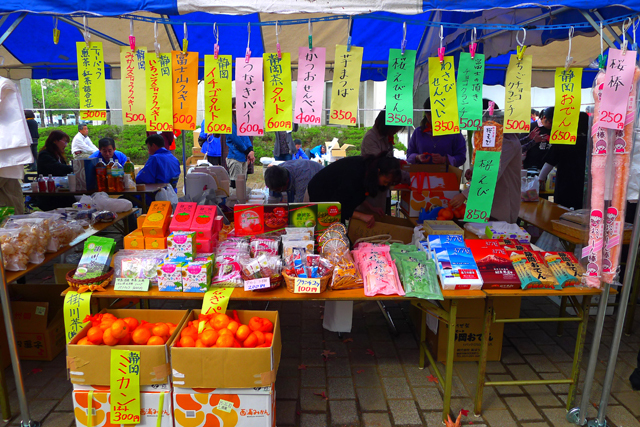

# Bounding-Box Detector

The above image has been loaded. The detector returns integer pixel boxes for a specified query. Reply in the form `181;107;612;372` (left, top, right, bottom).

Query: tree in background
31;79;80;125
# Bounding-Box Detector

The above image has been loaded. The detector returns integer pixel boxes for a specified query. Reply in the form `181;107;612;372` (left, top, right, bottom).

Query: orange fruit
226;321;240;334
147;336;165;345
131;328;151;345
253;331;265;345
195;339;206;348
102;313;117;322
236;325;251;341
201;329;219;347
249;317;263;331
243;333;258;348
123;317;139;331
215;334;234;348
181;326;198;341
168;325;177;336
140;321;155;331
117;334;131;345
111;320;130;339
99;320;114;332
211;314;230;330
180;336;195;347
103;328;118;346
218;328;232;337
261;319;274;333
78;337;94;345
86;327;103;345
264;332;273;345
152;323;170;337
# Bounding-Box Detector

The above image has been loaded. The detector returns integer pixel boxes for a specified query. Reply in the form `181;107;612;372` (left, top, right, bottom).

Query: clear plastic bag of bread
330;252;364;290
0;228;34;271
2;217;51;263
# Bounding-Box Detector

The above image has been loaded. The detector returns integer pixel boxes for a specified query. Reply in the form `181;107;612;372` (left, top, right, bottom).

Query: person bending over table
71;124;99;159
407;97;467;167
90;138;128;165
36;130;75;210
136;134;181;187
265;159;323;203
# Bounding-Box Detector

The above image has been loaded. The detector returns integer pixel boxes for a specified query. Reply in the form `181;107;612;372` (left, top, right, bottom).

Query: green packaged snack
390;243;419;256
73;236;116;280
392;251;427;276
399;258;443;300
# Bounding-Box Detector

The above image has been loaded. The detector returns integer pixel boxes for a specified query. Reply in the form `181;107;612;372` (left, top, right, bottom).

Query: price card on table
114;278;150;292
244;278;270;291
294;47;326;126
294;277;321;294
235;57;265;136
204;54;233;134
428;56;460;136
457;52;485;130
504;54;532;133
385;48;416;126
120;46;147;125
550;67;582;144
110;350;141;424
329;45;363;126
76;42;107;121
264;52;293;131
599;48;637;130
464;150;501;223
64;291;92;343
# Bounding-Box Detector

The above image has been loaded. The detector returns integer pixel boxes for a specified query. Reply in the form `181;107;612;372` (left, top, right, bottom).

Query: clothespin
598;21;607;69
213;23;220;59
183;22;188;53
469;27;477;58
401;22;407;55
488;101;495;116
129;19;135;51
622;17;631;55
245;22;252;62
154;21;161;58
565;27;574;70
438;25;445;63
82;16;91;47
516;28;526;60
632;17;639;51
308;19;313;50
275;21;281;59
53;17;60;45
347;16;353;52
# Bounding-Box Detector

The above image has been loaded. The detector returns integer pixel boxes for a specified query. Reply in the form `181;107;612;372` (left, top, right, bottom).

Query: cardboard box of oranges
67;309;189;386
171;310;281;389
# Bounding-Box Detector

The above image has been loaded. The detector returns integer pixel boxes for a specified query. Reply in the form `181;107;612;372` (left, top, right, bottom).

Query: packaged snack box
157;260;185;291
195;238;216;254
465;238;533;252
316;202;341;231
264;204;289;233
510;250;559;289
234;204;264;236
145;236;167;250
124;229;145;250
142;201;172;237
169;202;197;232
136;214;146;229
289;203;317;228
73;236;116;280
543;251;584;288
469;246;521;289
167;231;196;260
182;260;212;293
434;246;483;290
192;205;218;240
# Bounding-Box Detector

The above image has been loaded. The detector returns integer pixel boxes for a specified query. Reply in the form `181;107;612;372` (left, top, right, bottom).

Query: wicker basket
66;267;114;293
283;271;331;293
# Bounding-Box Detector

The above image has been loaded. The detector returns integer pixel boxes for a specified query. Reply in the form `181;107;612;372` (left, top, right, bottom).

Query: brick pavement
0;296;638;426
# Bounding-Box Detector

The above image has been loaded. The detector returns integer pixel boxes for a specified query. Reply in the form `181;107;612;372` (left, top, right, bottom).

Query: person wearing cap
292;139;309;160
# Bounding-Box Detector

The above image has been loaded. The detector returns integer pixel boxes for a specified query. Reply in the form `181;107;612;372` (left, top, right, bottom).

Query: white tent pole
0;12;26;47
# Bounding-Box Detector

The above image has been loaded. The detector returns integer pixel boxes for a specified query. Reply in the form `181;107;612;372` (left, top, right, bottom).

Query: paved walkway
2;293;638;427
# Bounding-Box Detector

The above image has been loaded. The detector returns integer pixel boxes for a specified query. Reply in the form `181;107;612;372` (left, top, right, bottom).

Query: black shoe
630;370;640;391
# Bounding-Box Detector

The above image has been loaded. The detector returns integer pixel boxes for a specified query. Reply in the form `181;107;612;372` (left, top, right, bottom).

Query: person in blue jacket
136;134;181;188
293;139;309;160
310;144;326;158
226;99;255;188
89;138;128;165
198;119;222;165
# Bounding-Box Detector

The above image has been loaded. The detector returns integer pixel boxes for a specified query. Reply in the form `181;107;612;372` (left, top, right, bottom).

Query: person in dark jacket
36;130;75;210
521;107;553;170
25;110;39;171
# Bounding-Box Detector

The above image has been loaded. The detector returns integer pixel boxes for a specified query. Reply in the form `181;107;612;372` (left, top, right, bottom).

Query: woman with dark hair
37;130;73;177
361;109;403;157
521;106;554;170
307;155;402;228
407;98;467;166
24;110;39;171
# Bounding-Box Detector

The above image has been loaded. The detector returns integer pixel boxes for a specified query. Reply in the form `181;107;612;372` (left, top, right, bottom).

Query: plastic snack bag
521;176;539;202
0;229;32;271
330;253;363;290
400;258;443;300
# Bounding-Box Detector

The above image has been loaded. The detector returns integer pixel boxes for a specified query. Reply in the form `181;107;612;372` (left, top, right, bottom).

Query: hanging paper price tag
76;42;107;121
385;48;416;126
550;68;583;144
201;288;234;316
457;52;485;130
504;54;532;133
110;349;141;424
146;52;173;132
121;47;147;125
235;57;265;136
294;47;326;125
172;51;199;130
64;291;92;343
598;48;637;130
264;52;293;131
428;56;460;136
464;151;501;223
329;45;363;126
204;54;233;134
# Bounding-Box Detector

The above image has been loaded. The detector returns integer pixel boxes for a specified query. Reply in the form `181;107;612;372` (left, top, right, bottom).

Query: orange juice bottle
106;159;115;192
95;159;107;192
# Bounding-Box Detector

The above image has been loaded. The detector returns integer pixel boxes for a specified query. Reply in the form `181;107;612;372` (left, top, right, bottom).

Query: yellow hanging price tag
110;349;141;424
76;42;107;121
64;291;92;343
201;288;234;316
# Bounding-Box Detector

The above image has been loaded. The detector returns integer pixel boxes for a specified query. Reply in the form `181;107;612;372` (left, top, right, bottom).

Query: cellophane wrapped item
250;235;280;257
212;254;244;287
328;252;362;290
352;243;404;296
2;217;50;264
392;249;443;300
0;228;34;270
114;250;168;283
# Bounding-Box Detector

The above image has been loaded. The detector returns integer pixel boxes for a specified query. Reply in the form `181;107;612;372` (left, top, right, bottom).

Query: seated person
36;130;75;210
310;144;326;158
136;134;181;188
293;139;309;160
89;138;128;165
265;159;323;203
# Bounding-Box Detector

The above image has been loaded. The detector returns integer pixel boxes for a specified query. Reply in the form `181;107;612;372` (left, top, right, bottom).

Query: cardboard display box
348;215;415;244
67;309;188;386
173;386;275;427
400;164;463;217
171;310;281;389
422;221;464;236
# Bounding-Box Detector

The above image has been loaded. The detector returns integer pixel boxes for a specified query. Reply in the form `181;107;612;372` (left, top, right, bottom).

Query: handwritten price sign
201;288;234;315
121;47;147;125
236;57;265;136
428;56;460;136
599;48;637;130
110;350;141;424
294;47;326;126
504;54;532;134
204;54;233;134
294;277;321;294
329;45;363;126
550;67;582;144
457;52;485;131
64;291;92;343
76;42;107;122
464;150;501;223
385;49;416;126
146;52;173;132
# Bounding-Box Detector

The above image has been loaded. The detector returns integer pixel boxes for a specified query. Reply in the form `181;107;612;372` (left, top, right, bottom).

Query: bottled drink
46;174;55;193
37;174;47;192
106;159;115;192
95;159;107;192
112;159;125;192
123;159;136;183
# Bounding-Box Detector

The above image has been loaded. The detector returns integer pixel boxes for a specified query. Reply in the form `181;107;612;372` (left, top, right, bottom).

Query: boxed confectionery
263;204;288;233
434;246;484;290
400;164;463;217
145;236;167;250
171;310;281;389
192;205;218;240
170;202;198;232
142;201;172;237
167;231;196;260
234;205;264;236
124;229;145;249
467;246;521;289
485;223;531;243
173;386;275;427
422;220;464;236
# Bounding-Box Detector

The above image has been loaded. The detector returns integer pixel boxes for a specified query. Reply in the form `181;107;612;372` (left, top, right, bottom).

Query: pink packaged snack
352;244;404;296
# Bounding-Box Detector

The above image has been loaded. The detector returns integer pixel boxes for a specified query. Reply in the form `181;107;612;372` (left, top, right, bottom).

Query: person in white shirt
71;124;99;159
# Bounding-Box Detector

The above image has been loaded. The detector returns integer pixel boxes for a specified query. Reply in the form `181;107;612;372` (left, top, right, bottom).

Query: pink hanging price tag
598;48;638;130
129;35;135;51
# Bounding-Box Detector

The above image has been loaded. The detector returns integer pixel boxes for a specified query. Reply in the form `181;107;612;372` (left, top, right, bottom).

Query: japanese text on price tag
599;48;637;130
244;278;270;291
550;67;582;144
204;54;233;134
464;151;501;223
202;288;234;315
121;47;147;125
428;56;460;136
110;350;141;424
146;52;173;132
235;58;265;136
385;49;416;126
294;47;326;125
294;277;321;294
482;126;496;148
64;291;92;343
329;45;363;126
114;278;150;292
172;50;198;130
217;399;234;413
76;42;107;121
264;52;293;131
457;52;485;131
504;54;532;134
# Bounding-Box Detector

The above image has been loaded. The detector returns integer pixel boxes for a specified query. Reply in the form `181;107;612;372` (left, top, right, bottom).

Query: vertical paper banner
330;45;363;126
550;68;583;144
110;350;141;424
76;42;106;121
599;48;637;130
204;55;233;134
235;58;265;136
385;49;416;126
120;47;147;125
504;55;532;133
64;291;92;343
202;288;234;315
172;51;199;130
264;52;293;131
428;57;460;136
146;53;173;132
464;150;501;223
457;52;485;130
295;47;326;125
